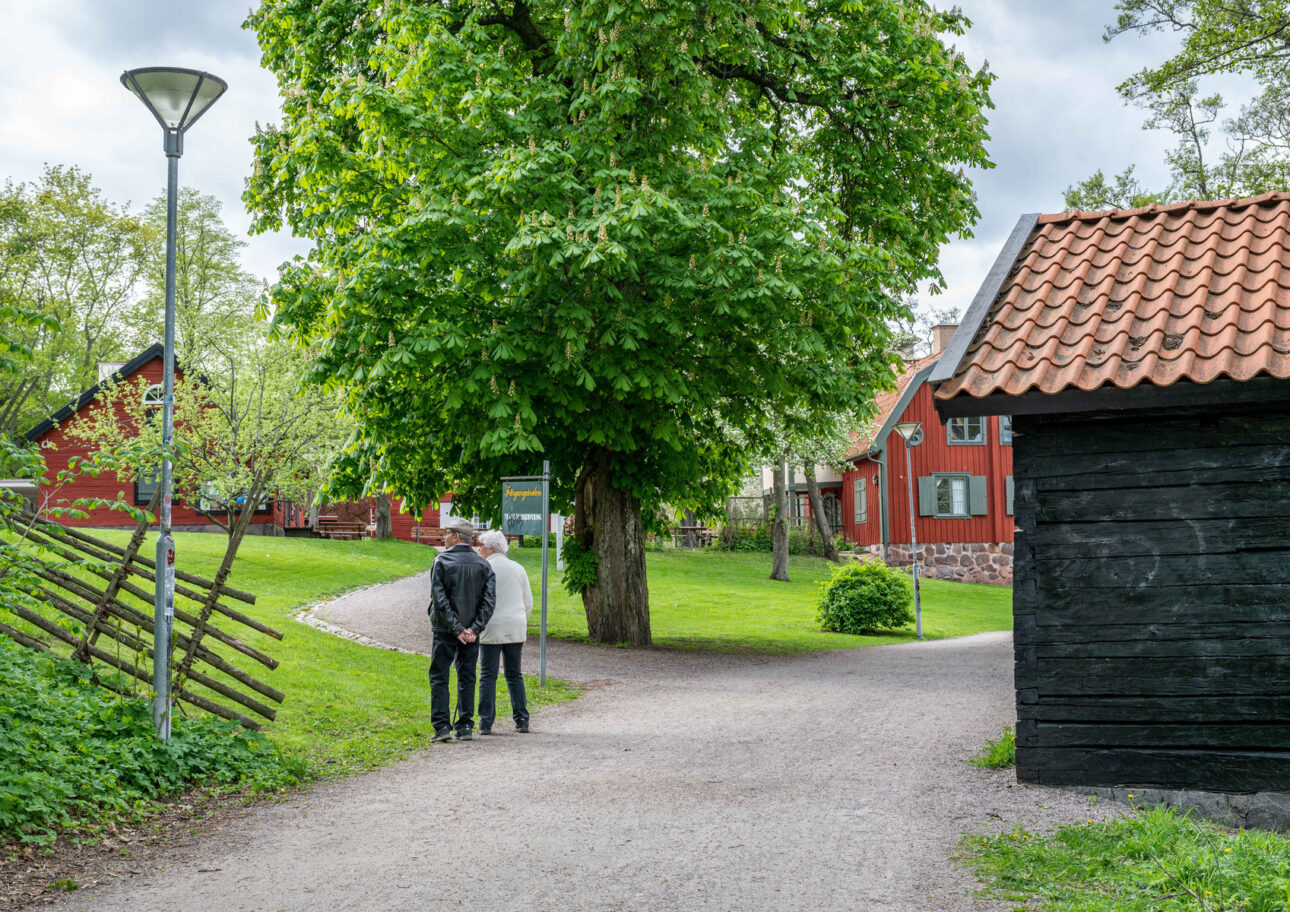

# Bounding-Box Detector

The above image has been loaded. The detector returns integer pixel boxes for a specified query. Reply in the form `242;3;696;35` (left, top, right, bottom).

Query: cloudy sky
0;0;1184;315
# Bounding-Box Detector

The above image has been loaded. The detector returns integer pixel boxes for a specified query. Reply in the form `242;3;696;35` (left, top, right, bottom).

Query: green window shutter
1006;476;1014;516
917;476;936;516
853;478;867;524
969;476;988;515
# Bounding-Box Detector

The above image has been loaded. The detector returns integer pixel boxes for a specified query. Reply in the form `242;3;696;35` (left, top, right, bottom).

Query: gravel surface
43;572;1119;912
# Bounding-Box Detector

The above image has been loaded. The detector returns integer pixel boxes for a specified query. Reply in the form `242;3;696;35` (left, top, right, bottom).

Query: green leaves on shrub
0;637;304;844
815;559;913;634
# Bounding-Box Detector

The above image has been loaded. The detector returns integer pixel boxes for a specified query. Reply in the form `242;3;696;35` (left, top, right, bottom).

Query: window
999;415;1013;446
853;477;867;524
142;383;164;424
135;467;160;506
935;475;969;517
947;416;986;445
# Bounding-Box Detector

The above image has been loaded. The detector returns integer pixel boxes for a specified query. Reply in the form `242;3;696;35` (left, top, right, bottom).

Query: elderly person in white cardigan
476;529;533;734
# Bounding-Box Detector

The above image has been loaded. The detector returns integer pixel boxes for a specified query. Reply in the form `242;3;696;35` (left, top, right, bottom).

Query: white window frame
933;474;971;519
999;415;1013;446
947;416;986;446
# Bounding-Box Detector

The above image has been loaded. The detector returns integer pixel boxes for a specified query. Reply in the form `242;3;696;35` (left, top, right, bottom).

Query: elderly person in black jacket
427;517;495;742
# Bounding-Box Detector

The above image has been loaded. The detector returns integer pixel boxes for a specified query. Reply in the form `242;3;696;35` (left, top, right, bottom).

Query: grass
963;806;1290;911
82;532;579;776
971;725;1017;769
509;546;1013;653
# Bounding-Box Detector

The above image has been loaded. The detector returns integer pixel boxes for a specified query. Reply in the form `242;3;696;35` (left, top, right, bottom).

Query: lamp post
121;67;227;739
893;421;924;640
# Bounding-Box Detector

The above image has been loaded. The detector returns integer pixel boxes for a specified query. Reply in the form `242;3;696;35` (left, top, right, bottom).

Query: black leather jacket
428;544;496;635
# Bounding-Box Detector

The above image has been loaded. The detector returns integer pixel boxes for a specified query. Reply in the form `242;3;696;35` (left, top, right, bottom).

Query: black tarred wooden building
931;193;1290;791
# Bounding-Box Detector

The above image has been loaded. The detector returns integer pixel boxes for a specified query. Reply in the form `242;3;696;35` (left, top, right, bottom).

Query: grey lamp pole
121;67;227;739
893;422;924;640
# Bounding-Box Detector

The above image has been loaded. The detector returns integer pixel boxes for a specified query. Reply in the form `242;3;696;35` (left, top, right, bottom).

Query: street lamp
893;421;924;640
121;67;227;739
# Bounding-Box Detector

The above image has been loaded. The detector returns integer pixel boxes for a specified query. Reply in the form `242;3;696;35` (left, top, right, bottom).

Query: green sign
502;482;544;535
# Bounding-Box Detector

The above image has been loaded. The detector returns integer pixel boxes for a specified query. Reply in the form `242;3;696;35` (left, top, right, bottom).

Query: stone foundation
854;541;1013;585
1073;786;1290;832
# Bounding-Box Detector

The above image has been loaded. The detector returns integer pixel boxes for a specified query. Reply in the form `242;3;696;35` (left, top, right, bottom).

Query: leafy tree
0;166;150;437
70;337;349;543
123;189;263;368
1063;166;1165;212
1068;1;1290;207
245;0;993;645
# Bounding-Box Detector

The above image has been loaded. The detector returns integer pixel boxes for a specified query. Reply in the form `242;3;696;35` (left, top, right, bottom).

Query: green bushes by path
815;560;914;634
965;806;1290;911
513;547;1012;653
0;637;303;845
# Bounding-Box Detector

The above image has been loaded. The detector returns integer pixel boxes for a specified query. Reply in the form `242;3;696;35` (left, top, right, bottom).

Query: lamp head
894;421;923;446
121;67;227;152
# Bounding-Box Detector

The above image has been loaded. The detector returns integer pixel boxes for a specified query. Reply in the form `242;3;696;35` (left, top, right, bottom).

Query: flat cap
443;516;475;536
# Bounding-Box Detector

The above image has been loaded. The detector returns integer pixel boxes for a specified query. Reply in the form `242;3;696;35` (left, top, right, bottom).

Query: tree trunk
770;457;789;581
804;463;841;562
374;493;392;540
683;508;697;548
574;452;651;646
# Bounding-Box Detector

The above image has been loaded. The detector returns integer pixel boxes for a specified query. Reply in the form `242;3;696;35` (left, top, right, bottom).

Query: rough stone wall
854;541;1013;585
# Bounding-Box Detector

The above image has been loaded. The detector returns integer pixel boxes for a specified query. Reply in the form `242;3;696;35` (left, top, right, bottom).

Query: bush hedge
0;636;304;845
815;559;914;634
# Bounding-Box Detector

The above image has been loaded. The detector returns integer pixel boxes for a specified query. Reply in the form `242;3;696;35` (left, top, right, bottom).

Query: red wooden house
24;344;289;534
841;328;1016;584
27;344;459;543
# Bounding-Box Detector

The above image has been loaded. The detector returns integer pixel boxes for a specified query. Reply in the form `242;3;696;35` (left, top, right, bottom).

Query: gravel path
45;572;1117;912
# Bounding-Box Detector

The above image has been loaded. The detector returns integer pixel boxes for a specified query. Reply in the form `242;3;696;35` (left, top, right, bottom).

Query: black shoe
516;721;530;733
431;729;453;743
479;727;495;735
455;728;473;741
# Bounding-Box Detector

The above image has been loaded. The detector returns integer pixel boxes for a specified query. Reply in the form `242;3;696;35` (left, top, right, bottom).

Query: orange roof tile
848;353;939;457
934;192;1290;401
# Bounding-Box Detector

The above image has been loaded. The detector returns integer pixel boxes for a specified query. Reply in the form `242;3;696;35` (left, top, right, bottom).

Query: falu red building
24;345;448;542
840;328;1016;584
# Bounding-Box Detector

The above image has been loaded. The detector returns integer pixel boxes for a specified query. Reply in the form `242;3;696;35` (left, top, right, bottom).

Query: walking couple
427;517;533;742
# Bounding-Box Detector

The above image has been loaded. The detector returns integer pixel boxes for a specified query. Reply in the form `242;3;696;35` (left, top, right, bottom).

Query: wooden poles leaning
3;507;284;729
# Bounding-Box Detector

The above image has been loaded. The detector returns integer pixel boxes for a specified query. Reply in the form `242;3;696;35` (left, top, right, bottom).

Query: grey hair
478;529;509;554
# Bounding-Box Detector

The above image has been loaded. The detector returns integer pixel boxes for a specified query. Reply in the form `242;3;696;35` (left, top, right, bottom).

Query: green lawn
90;532;578;776
510;546;1013;653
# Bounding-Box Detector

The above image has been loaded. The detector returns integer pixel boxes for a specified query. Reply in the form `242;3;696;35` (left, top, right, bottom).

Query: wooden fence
2;503;284;729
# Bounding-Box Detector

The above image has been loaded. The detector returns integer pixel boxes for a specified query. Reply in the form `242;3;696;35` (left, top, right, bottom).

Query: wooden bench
316;519;369;541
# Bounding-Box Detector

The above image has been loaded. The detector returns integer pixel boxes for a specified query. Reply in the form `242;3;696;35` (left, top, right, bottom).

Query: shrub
971;725;1016;768
0;636;304;845
815;559;913;634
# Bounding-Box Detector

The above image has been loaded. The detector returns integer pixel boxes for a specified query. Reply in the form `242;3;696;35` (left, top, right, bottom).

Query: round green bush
815;559;914;634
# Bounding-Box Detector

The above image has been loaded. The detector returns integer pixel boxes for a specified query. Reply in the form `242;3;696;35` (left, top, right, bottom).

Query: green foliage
815;559;913;634
0;637;303;845
560;536;600;596
965;805;1290;911
970;725;1016;769
243;0;993;537
1072;2;1290;207
1063;166;1166;212
717;522;834;556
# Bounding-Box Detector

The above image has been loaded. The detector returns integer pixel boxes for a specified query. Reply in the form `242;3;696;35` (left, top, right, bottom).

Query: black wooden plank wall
1012;406;1290;791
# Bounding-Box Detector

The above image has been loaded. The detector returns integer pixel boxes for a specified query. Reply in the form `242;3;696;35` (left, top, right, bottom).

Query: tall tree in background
0;167;150;436
1068;1;1290;208
245;0;992;645
123;189;263;367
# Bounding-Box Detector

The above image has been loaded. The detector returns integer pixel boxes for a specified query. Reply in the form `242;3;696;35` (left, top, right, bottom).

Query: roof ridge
1039;191;1290;226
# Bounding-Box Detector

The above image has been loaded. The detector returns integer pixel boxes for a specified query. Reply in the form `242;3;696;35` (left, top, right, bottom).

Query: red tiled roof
848;353;939;457
934;192;1290;401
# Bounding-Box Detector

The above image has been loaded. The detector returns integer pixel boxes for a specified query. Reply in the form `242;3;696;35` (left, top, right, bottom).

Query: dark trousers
478;642;529;729
429;633;479;734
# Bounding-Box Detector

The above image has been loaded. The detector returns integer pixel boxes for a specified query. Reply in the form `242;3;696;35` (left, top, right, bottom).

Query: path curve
45;573;1116;912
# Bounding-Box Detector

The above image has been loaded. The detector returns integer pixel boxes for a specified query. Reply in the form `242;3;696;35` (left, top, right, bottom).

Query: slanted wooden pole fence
2;506;284;729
